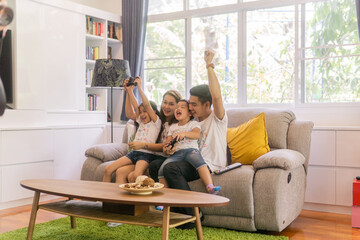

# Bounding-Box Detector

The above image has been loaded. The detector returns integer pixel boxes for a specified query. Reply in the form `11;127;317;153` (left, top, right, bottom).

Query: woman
114;84;182;184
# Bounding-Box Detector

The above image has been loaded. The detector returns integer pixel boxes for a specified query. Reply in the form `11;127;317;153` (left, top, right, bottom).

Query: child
103;78;161;183
159;99;221;194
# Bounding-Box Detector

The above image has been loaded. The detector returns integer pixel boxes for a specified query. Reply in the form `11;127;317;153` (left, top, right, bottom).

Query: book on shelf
86;68;94;85
116;25;122;41
87;93;98;111
86;17;104;37
86;46;99;60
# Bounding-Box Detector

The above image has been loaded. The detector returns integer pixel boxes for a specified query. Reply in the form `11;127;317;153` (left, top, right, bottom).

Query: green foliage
305;0;360;103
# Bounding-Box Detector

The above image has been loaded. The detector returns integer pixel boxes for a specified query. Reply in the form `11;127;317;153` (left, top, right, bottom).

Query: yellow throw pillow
227;113;270;165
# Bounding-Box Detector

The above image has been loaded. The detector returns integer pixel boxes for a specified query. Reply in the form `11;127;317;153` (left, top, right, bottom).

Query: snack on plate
135;175;148;185
142;177;155;187
124;176;156;189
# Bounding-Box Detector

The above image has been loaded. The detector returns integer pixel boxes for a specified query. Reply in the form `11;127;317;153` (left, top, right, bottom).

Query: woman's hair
159;90;182;124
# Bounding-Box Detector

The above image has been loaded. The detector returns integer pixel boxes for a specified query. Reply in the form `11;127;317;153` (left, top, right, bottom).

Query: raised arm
204;50;225;120
126;81;140;118
135;77;158;123
124;79;137;120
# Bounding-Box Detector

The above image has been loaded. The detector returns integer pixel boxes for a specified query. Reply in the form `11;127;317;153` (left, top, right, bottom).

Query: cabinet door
305;166;335;204
0;162;53;202
309;130;336;166
336;167;360;206
0;130;53;165
336;131;360;167
53;127;105;180
16;0;85;110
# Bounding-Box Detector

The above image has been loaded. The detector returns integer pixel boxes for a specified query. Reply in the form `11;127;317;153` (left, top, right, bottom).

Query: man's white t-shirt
197;111;228;171
134;116;161;154
167;120;201;151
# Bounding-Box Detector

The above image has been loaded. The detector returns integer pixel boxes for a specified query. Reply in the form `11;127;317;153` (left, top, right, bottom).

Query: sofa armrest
85;143;128;162
252;149;305;171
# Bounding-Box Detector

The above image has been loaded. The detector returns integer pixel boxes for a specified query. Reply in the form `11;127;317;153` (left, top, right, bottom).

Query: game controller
168;137;179;150
126;77;138;87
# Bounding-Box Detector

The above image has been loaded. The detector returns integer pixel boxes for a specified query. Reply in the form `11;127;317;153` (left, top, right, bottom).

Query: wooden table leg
27;191;40;240
68;198;76;228
193;207;203;240
162;206;170;240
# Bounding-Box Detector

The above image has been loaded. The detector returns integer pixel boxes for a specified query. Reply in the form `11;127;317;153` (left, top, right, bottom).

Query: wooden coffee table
20;179;229;240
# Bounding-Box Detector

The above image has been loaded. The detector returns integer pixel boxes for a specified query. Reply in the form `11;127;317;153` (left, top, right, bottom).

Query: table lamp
92;59;131;142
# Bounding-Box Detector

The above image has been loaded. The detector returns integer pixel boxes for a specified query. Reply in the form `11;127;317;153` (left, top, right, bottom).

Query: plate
119;183;164;195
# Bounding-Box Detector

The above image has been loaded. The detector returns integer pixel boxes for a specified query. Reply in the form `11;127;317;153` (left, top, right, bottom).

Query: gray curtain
121;0;149;121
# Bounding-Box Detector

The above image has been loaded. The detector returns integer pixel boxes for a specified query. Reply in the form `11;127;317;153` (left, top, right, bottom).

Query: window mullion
186;17;192;99
300;3;305;104
238;9;246;106
294;4;300;106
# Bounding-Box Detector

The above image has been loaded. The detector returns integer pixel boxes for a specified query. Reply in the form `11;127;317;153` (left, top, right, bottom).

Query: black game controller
168;137;179;150
126;77;138;87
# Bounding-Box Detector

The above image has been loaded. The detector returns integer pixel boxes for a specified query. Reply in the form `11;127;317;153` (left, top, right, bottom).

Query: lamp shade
91;59;131;87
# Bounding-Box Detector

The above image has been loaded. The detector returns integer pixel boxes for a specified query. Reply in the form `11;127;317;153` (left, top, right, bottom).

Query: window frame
145;0;360;108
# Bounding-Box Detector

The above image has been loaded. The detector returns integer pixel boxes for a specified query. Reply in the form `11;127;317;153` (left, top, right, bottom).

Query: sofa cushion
85;143;128;162
252;149;305;170
226;108;295;149
227;113;270;165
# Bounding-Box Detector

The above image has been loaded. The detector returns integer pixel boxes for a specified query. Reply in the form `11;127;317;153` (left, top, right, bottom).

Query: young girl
102;78;162;183
159;99;221;194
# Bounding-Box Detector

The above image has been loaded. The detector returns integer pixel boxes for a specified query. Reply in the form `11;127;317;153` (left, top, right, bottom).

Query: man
149;50;228;220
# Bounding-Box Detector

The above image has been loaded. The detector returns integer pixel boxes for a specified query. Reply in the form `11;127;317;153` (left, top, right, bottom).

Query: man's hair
189;84;212;107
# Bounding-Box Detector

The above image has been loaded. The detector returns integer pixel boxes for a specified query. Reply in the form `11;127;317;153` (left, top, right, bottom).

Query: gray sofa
81;108;313;232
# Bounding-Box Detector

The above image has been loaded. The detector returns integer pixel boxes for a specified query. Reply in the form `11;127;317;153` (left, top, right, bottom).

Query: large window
192;13;238;103
145;0;360;105
247;6;295;103
144;20;186;103
302;0;360;103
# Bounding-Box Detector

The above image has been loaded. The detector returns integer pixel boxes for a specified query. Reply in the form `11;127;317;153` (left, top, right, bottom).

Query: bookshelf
85;15;124;123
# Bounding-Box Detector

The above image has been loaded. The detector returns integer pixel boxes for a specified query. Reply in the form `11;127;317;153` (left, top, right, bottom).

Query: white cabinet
305;166;336;204
1;162;53;202
336;131;360;167
305;128;360;212
53;127;105;180
14;0;85;110
0;130;53;165
309;131;336;166
0;126;106;204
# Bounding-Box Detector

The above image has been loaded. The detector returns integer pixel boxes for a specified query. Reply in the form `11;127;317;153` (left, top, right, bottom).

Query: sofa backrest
226;108;296;149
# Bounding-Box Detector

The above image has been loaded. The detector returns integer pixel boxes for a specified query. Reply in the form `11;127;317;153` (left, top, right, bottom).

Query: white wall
67;0;121;15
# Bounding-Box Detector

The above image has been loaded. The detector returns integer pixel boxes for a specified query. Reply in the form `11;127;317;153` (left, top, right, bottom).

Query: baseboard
303;202;351;215
0;194;62;210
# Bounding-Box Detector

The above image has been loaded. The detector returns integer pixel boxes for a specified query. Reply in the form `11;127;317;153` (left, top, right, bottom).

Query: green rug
0;217;288;240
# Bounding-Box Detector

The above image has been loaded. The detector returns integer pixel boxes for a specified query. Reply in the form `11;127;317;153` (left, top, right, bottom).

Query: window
192;13;238;103
144;20;186;103
302;0;360;103
148;0;183;15
189;0;237;10
145;0;360;105
247;6;295;103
